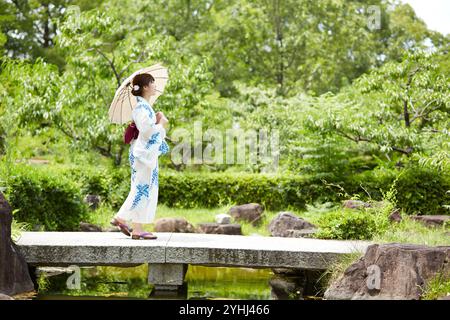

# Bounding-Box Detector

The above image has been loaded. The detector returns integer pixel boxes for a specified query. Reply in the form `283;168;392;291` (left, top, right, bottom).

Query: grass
421;273;450;300
319;250;365;295
373;217;450;246
11;209;30;242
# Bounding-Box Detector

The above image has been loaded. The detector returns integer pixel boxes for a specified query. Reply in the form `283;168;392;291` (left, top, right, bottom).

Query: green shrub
51;165;129;210
315;208;379;240
108;167;131;209
393;167;450;216
1;164;88;231
56;166;113;200
314;184;395;240
348;165;450;215
37;164;129;211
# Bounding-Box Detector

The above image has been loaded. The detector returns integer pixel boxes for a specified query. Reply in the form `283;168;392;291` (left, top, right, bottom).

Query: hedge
348;166;450;215
157;171;342;210
157;168;450;215
1;164;88;231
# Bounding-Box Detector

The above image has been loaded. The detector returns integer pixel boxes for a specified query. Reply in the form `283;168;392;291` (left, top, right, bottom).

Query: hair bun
130;73;155;96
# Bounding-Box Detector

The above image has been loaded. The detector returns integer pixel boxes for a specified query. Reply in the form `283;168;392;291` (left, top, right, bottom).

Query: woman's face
144;81;156;96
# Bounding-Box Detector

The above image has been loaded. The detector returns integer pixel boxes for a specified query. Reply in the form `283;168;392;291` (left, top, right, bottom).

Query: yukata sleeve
133;104;166;167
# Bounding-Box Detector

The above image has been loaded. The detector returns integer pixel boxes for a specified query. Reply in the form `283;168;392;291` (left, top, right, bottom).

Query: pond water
29;265;320;300
33;265;281;300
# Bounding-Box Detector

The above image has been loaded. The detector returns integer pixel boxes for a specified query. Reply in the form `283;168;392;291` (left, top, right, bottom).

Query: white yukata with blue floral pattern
116;95;169;224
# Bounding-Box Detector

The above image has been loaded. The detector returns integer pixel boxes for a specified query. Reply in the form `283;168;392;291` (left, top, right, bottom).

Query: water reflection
34;265;275;300
185;266;273;300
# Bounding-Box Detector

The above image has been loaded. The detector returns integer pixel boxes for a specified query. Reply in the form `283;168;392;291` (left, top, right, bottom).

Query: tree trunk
403;99;410;127
114;144;125;166
43;3;51;48
273;0;285;95
186;0;191;22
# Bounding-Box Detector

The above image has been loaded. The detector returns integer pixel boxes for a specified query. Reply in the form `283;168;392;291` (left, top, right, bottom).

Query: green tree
189;0;443;96
380;2;442;62
1;5;214;166
0;0;102;66
306;51;449;164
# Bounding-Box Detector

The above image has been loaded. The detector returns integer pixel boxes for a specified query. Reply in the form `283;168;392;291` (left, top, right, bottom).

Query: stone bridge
16;232;370;293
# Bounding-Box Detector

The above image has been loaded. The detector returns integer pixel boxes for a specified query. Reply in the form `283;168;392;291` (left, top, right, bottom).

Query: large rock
388;209;402;223
269;277;303;300
411;215;449;228
154;218;195;233
0;293;14;300
36;267;74;278
79;222;103;232
197;223;242;235
342;200;372;210
28;158;50;165
0;192;35;296
228;203;264;226
268;212;316;238
271;269;324;298
324;243;450;300
84;194;101;210
215;213;232;224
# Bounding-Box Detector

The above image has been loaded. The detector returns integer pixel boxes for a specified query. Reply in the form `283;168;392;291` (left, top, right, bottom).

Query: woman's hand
156;111;169;128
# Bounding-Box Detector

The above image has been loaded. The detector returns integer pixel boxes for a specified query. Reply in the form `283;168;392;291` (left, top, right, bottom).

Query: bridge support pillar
148;263;188;295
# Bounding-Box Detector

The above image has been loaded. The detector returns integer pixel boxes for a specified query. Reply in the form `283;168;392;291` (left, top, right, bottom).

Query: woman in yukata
110;73;170;240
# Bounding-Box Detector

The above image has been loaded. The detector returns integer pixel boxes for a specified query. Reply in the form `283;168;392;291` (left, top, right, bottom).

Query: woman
110;73;169;240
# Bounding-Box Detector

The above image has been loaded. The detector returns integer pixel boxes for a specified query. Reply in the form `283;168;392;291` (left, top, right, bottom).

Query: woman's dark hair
131;73;155;96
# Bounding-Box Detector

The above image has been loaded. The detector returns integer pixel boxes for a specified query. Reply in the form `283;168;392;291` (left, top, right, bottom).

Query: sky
401;0;450;35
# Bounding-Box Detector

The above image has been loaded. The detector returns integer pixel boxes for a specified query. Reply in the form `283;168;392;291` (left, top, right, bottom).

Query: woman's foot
131;232;157;240
110;218;133;236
